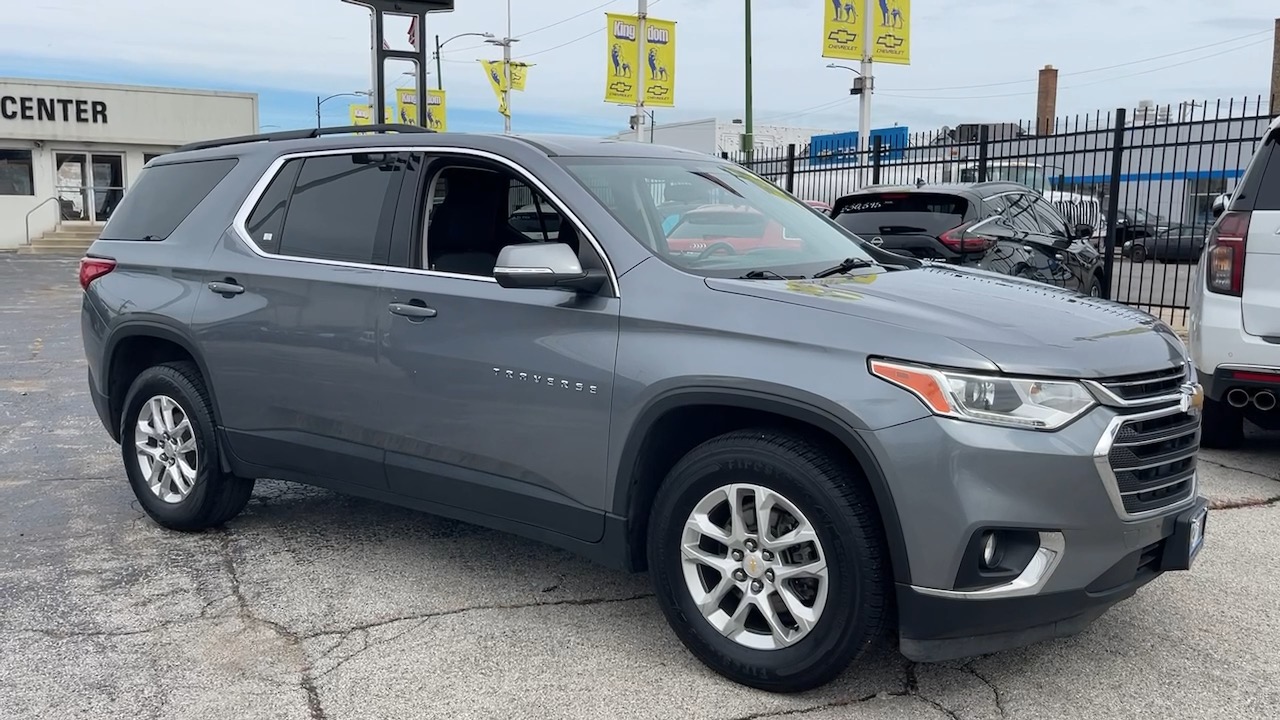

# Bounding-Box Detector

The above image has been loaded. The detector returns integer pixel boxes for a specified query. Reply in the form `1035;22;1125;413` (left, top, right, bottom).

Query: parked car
830;182;1105;296
1188;116;1280;447
1124;227;1206;264
664;205;803;255
80;126;1207;693
508;202;561;241
803;199;832;212
1114;209;1181;262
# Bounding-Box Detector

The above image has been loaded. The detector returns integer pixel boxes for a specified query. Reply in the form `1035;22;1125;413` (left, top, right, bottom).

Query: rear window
833;193;968;236
100;158;238;241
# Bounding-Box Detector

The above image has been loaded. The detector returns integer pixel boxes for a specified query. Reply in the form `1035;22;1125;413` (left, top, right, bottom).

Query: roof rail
174;123;435;153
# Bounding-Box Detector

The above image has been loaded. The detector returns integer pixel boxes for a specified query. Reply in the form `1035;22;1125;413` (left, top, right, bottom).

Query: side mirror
1073;223;1094;239
493;242;605;293
1211;193;1229;219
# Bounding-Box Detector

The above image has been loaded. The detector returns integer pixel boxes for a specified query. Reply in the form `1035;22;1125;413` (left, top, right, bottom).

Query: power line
885;29;1272;93
878;38;1270;101
444;0;660;57
758;96;852;122
513;0;663;59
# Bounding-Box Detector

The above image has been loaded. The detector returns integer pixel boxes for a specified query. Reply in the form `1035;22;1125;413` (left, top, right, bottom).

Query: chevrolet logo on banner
609;81;634;95
646;85;671;98
876;34;905;50
827;29;858;46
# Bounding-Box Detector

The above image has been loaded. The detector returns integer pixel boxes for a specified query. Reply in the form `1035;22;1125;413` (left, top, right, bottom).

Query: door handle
388;301;437;319
207;280;244;296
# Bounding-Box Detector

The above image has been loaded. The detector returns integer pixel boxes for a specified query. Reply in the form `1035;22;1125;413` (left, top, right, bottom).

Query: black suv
831;182;1104;296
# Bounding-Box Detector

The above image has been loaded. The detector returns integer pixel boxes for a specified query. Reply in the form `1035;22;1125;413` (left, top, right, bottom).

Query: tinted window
278;153;405;264
1029;197;1068;237
1254;131;1280;210
0;149;34;195
99;158;237;240
833;193;968;235
244;160;302;254
990;193;1040;234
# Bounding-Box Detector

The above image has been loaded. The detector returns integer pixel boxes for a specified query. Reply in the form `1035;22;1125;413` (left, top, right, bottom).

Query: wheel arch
611;387;911;584
104;321;221;442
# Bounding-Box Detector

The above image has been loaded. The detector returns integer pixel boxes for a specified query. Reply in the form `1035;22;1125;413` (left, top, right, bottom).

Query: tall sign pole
744;0;753;162
340;0;454;128
635;0;648;141
858;0;873;178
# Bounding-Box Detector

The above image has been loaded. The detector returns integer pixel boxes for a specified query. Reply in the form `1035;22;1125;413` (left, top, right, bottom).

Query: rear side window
244;160;302;255
269;153;406;264
833;193;968;235
100;158;237;240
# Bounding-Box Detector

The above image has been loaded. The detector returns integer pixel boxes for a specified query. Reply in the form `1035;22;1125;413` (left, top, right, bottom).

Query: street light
825;63;862;76
315;91;371;129
434;32;495;90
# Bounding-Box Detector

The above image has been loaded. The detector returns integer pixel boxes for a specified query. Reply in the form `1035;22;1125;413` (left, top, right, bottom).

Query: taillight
1206;210;1249;296
938;222;994;254
79;256;116;291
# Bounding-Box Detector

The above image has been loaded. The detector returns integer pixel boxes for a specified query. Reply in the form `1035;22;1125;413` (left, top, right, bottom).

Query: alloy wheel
133;395;199;504
680;483;829;650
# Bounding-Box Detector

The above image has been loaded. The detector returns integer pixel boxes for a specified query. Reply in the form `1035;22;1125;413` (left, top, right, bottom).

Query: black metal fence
727;95;1276;325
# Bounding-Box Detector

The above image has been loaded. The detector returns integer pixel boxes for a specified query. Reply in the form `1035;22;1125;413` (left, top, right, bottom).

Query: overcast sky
3;0;1276;135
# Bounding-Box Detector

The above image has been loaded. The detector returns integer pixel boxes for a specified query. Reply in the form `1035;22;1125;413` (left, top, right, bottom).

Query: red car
665;205;803;256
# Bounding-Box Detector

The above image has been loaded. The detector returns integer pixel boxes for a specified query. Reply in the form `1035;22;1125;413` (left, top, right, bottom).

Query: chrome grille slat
1092;365;1189;407
1098;402;1200;517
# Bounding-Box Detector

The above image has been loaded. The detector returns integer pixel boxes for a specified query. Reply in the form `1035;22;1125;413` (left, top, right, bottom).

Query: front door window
54;152;125;223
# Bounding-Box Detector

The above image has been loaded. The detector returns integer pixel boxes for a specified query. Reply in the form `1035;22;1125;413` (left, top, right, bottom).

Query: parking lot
1110;257;1199;311
1;253;1278;720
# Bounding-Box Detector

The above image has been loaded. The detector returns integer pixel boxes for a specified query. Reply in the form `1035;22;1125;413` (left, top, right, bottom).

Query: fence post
1101;107;1127;301
976;125;990;182
872;136;883;185
720;151;730;160
784;143;796;193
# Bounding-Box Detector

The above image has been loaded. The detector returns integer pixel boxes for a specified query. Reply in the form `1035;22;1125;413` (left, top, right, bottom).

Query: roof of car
164;126;711;164
834;181;1032;203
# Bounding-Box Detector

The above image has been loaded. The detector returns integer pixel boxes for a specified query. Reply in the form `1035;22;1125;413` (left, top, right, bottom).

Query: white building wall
0;78;258;249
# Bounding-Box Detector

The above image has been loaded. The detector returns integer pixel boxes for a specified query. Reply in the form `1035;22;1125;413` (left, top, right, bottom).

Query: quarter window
100;158;238;241
1029;197;1068;237
0;149;35;196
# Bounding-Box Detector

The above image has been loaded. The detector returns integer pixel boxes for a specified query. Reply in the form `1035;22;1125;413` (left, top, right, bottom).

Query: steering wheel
696;242;737;261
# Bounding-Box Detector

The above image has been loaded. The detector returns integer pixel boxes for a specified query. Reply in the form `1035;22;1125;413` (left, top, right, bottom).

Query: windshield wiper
736;269;797;280
813;257;874;279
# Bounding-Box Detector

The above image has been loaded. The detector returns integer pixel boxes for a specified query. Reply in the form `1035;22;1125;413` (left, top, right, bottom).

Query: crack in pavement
6;594;230;639
964;662;1007;718
1199;457;1280;483
1209;495;1280;510
903;662;961;720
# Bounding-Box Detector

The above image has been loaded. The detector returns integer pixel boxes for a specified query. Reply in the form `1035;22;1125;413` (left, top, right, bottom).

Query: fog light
980;531;1000;569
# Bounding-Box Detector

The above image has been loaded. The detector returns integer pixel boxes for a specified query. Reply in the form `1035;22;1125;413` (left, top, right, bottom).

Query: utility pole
1271;17;1280;117
744;0;753;162
635;0;648;142
435;34;444;90
858;0;874;180
485;4;517;135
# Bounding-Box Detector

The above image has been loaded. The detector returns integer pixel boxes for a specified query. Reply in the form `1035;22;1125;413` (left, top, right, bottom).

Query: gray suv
79;125;1209;692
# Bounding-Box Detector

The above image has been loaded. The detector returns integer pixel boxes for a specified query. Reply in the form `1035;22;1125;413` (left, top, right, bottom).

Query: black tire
1130;244;1147;263
1200;396;1244;449
647;428;889;693
1087;275;1103;298
120;361;254;530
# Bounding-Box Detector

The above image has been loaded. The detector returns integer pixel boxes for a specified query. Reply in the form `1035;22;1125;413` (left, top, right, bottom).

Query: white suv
1188;115;1280;447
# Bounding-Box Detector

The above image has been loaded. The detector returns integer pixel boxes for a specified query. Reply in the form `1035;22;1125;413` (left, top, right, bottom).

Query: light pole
827;62;871;180
435;31;495;90
743;0;752;162
485;3;517;136
316;91;371;128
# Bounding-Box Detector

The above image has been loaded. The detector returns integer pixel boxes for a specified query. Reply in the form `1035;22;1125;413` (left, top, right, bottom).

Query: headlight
869;359;1096;430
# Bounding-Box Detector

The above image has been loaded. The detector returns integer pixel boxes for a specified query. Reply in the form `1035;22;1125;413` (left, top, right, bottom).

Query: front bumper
859;406;1205;662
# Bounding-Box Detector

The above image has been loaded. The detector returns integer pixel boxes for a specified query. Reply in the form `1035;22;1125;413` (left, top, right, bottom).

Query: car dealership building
0;78;258;250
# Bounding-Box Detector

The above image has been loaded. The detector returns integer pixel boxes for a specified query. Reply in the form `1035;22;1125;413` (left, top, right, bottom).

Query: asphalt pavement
2;254;1278;720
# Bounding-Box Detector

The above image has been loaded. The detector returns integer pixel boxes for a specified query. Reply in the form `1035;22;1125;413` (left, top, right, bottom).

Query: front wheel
120;361;254;530
1086;275;1104;298
647;429;889;693
1130;244;1147;263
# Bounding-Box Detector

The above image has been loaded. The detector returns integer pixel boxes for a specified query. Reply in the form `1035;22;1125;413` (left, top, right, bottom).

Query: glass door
55;152;90;222
90;154;125;223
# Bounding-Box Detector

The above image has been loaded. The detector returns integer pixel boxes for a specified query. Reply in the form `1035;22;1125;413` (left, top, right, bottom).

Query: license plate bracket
1161;500;1208;571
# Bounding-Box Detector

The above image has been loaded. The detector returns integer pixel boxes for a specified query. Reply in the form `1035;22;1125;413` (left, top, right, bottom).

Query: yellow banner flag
349;104;374;126
395;88;418;125
424;89;447;131
509;62;530;92
604;13;676;108
822;0;910;65
479;59;509;116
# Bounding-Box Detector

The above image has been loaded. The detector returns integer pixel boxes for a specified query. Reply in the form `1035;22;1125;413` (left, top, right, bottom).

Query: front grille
1096;365;1188;403
1107;409;1199;515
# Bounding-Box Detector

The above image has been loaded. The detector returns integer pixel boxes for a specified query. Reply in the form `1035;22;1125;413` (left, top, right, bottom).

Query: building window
0;149;34;196
1186;177;1227;227
144;153;163;164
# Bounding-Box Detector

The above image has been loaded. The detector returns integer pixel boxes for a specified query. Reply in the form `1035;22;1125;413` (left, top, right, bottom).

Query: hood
705;265;1187;379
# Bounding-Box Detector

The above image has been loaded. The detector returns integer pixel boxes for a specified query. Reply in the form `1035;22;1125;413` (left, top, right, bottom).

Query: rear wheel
647;429;889;693
1130;244;1147;263
1200;396;1244;449
121;361;254;530
1087;275;1103;298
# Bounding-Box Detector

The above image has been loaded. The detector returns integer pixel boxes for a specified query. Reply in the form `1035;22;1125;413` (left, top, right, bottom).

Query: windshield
557;157;875;277
833;193;968;235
